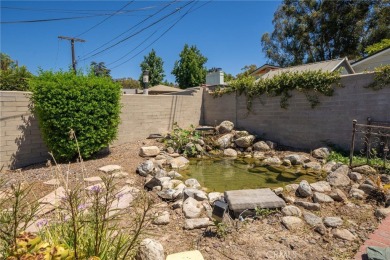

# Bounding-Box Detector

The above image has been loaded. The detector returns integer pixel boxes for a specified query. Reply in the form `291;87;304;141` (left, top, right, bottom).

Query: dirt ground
0;139;381;260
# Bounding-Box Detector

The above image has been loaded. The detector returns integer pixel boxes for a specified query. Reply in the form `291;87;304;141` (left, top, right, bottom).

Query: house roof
260;57;354;79
250;64;280;76
351;46;390;67
148;85;182;93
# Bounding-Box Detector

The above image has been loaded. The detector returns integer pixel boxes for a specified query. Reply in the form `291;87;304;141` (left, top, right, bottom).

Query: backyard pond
180;157;325;192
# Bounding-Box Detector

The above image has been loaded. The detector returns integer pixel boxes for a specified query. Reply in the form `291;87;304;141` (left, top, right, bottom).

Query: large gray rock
223;148;238;157
313;192;334;203
303;162;322;171
235;135;255;148
312;147;330;159
322;161;337;174
139;146;160;157
332;229;356;241
144;177;162;190
359;183;376;194
298;180;312;197
217;121;234;134
281;205;302;217
152;211;170;225
348;172;363;182
294;201;321;211
234;131;249;138
329;188;348;202
216;134;234;149
352;165;377;175
349;188;365;200
184;218;210;230
157;189;176;200
310;181;332;193
183;188;207;201
324;217;343;228
262;157;282;166
137;160;154;177
224;188;286;216
208;192;224;204
170;156;189;169
303;212;323;227
281;216;303;230
253;141;270;151
136;238;164;260
326;165;350;187
185;178;201;189
284;154;305;165
183;197;203;218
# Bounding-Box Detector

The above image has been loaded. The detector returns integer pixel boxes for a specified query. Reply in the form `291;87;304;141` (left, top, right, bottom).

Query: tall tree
115;77;141;89
172;44;208;89
139;49;165;86
261;0;389;67
236;64;258;79
90;61;111;78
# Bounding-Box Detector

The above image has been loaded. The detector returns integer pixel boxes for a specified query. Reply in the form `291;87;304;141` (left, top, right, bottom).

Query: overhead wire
1;13;112;24
108;0;199;70
79;0;179;60
74;1;134;37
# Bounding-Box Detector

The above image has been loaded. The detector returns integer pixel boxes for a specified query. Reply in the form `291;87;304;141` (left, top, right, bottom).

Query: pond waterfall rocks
135;120;390;257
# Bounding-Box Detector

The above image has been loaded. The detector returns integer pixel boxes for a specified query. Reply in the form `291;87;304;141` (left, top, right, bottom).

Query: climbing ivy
368;65;390;90
214;70;341;109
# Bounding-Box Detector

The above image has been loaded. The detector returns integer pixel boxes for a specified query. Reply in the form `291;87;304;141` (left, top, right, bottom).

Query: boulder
282;159;292;167
324;217;343;228
294;201;321;211
144;177;162;190
152;211;170;225
183;197;203;219
273;187;284;195
314;224;327;235
313;192;334;203
284;154;305;165
332;229;356;241
235;135;255;148
329;188;348;202
166;147;175;154
136;239;164;260
216;134;234;149
374;208;390;219
253;141;270;152
285;184;299;193
348;172;363;182
157;189;176;200
322;161;337;174
253;151;266;159
170;156;190;169
139;146;160;157
266;141;277;150
167;170;182;179
184;218;210;230
298;180;313;197
217;121;234;134
234;131;249;138
310;181;332;193
303;212;323;227
208;192;224;204
359;183;376;194
352;165;377;175
349;188;365;200
172;200;183;210
281;205;302;217
312;147;330;159
183;188;207;201
326;165;350;187
137;160;154;177
262;157;282;166
99;165;122;174
303;162;322;171
223;148;238;157
185;178;201;189
281;216;303;230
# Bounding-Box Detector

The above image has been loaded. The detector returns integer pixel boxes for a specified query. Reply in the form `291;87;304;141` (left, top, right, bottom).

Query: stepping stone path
224;188;286;216
37;186;66;215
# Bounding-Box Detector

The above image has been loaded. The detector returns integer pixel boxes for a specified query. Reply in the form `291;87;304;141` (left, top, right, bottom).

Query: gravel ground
0;139;381;260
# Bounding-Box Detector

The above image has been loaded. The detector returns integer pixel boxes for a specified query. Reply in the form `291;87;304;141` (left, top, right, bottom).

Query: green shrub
368;65;390;90
0;66;32;91
30;70;121;160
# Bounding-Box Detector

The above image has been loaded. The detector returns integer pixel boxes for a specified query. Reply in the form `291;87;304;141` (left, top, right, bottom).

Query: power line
79;0;179;60
75;1;134;37
1;14;110;24
109;1;199;70
81;1;193;61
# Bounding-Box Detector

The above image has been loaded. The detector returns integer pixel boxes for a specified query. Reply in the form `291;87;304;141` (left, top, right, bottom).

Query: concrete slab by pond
224;188;286;216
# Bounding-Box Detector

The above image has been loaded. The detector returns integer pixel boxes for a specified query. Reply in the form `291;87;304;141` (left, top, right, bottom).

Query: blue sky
1;1;280;82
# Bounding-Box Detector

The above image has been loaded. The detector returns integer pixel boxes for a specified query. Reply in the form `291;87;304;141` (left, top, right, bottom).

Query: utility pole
58;36;85;72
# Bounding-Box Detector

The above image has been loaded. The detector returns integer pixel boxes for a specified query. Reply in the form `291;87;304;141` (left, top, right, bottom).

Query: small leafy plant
163;123;202;156
368;65;390;90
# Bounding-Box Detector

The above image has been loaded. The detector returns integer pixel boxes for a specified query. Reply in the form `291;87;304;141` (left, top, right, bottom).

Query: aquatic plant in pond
180;158;325;192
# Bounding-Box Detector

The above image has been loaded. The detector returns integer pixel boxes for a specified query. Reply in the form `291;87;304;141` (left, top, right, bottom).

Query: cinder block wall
0;89;203;169
203;73;390;150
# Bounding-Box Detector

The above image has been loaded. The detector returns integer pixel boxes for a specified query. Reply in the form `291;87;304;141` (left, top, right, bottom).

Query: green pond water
179;158;324;192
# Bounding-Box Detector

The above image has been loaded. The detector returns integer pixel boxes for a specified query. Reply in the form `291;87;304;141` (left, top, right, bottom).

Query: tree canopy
236;64;258;79
90;61;111;78
365;38;390;55
0;53;32;91
115;77;141;89
261;0;390;67
172;44;208;89
139;49;165;86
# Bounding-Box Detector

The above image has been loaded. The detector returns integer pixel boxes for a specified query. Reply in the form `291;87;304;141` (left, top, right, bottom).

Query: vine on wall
214;70;342;109
368;65;390;90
